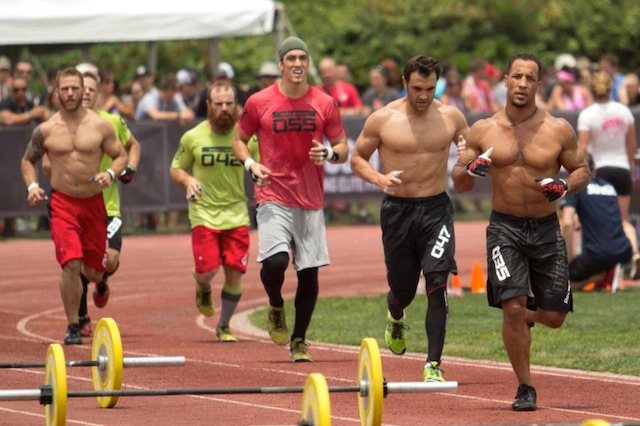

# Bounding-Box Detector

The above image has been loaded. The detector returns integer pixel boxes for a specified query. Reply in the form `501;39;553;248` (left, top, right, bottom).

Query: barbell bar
0;337;456;426
0;318;185;409
0;356;185;370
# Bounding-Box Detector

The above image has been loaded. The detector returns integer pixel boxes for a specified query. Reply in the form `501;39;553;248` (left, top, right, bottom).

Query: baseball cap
0;56;10;71
257;62;280;78
176;69;194;86
76;62;98;74
486;63;502;78
215;62;235;79
554;53;576;71
135;65;150;78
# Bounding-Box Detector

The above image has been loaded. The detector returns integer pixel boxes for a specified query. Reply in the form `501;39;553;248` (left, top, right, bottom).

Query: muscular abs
378;109;455;198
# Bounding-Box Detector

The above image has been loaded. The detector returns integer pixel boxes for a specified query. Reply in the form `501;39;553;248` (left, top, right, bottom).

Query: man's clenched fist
535;177;568;202
466;146;493;178
119;166;136;184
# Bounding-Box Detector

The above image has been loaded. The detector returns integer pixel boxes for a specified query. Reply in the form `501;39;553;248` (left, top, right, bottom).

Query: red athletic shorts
191;225;249;274
49;190;108;271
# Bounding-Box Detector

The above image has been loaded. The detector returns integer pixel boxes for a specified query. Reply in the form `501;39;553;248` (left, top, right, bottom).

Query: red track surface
1;223;639;426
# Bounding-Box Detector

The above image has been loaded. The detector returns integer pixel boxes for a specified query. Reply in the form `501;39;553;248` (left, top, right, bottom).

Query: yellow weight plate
92;317;123;408
301;373;331;426
45;343;67;426
358;338;383;426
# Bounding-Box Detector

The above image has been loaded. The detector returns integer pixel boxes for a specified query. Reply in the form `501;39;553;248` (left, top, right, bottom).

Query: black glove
119;166;136;184
535;177;568;202
466;146;493;178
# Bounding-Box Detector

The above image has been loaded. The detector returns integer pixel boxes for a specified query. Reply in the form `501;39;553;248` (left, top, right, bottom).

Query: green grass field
249;288;640;376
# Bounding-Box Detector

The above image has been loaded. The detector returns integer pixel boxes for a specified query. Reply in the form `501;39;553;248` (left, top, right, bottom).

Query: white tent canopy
0;0;278;45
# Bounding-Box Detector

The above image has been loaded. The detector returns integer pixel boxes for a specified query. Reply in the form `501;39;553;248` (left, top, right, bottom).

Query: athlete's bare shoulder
364;98;402;129
435;100;468;125
37;114;56;135
542;110;576;143
468;112;500;141
24;122;50;162
85;108;113;132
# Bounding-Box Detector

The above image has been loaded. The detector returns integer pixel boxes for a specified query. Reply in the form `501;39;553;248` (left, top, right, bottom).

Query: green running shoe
290;337;313;362
423;361;445;382
385;310;408;355
267;306;289;346
216;324;238;342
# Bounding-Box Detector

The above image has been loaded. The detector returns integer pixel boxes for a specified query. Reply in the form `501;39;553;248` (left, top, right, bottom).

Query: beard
209;108;238;134
59;93;82;112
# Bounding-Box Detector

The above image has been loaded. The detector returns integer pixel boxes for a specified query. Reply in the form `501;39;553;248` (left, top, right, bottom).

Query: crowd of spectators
2;52;639;128
1;51;640;234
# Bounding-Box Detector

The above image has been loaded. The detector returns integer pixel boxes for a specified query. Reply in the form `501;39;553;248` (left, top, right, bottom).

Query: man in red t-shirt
233;36;348;362
317;57;363;116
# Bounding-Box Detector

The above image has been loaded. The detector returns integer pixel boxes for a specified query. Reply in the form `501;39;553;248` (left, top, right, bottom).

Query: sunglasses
13;87;28;92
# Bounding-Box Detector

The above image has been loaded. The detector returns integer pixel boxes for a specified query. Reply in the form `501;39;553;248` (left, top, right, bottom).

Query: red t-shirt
322;80;363;109
238;84;345;209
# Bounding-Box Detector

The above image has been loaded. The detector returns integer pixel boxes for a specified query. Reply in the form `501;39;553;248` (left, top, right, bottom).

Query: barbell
0;317;185;408
0;336;456;426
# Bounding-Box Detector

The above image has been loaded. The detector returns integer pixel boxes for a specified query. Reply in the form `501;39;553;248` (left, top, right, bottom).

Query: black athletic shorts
569;248;632;282
486;210;572;312
106;216;123;252
596;167;632;196
381;192;457;296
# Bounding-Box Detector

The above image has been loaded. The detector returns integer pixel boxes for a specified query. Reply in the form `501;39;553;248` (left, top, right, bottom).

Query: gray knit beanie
278;37;308;61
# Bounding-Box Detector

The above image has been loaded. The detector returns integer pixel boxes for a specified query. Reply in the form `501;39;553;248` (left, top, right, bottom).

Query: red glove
119;166;136;184
466;146;493;178
535;177;568;201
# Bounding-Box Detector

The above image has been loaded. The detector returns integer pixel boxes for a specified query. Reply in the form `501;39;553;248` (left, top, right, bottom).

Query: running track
1;223;639;425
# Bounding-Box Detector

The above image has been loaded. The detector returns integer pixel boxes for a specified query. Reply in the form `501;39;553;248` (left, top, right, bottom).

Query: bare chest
379;115;455;154
488;126;562;170
46;124;104;157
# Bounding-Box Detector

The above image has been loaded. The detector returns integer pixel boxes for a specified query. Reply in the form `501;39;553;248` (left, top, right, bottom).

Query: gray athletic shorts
256;201;329;270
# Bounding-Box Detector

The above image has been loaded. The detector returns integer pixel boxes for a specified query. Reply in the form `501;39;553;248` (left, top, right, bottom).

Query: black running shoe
64;323;82;345
511;384;537;411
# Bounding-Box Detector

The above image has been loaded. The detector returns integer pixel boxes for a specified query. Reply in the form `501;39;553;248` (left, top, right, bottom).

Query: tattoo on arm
25;126;45;163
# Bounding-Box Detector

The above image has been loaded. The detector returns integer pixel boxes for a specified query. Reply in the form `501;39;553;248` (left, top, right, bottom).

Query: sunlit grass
250;288;640;376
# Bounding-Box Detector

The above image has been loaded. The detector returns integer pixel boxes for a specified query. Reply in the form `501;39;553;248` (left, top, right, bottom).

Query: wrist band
244;158;255;172
106;169;115;181
27;182;39;192
325;146;339;162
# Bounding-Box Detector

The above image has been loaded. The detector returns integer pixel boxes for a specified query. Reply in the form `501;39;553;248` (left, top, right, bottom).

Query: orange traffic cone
470;261;486;294
449;274;464;297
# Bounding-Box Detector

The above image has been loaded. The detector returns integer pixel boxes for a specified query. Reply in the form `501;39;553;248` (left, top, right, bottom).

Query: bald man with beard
170;81;258;343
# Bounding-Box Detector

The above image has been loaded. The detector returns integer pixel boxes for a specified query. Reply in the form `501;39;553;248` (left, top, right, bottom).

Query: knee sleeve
260;252;290;308
261;252;289;274
389;285;417;310
425;271;448;301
